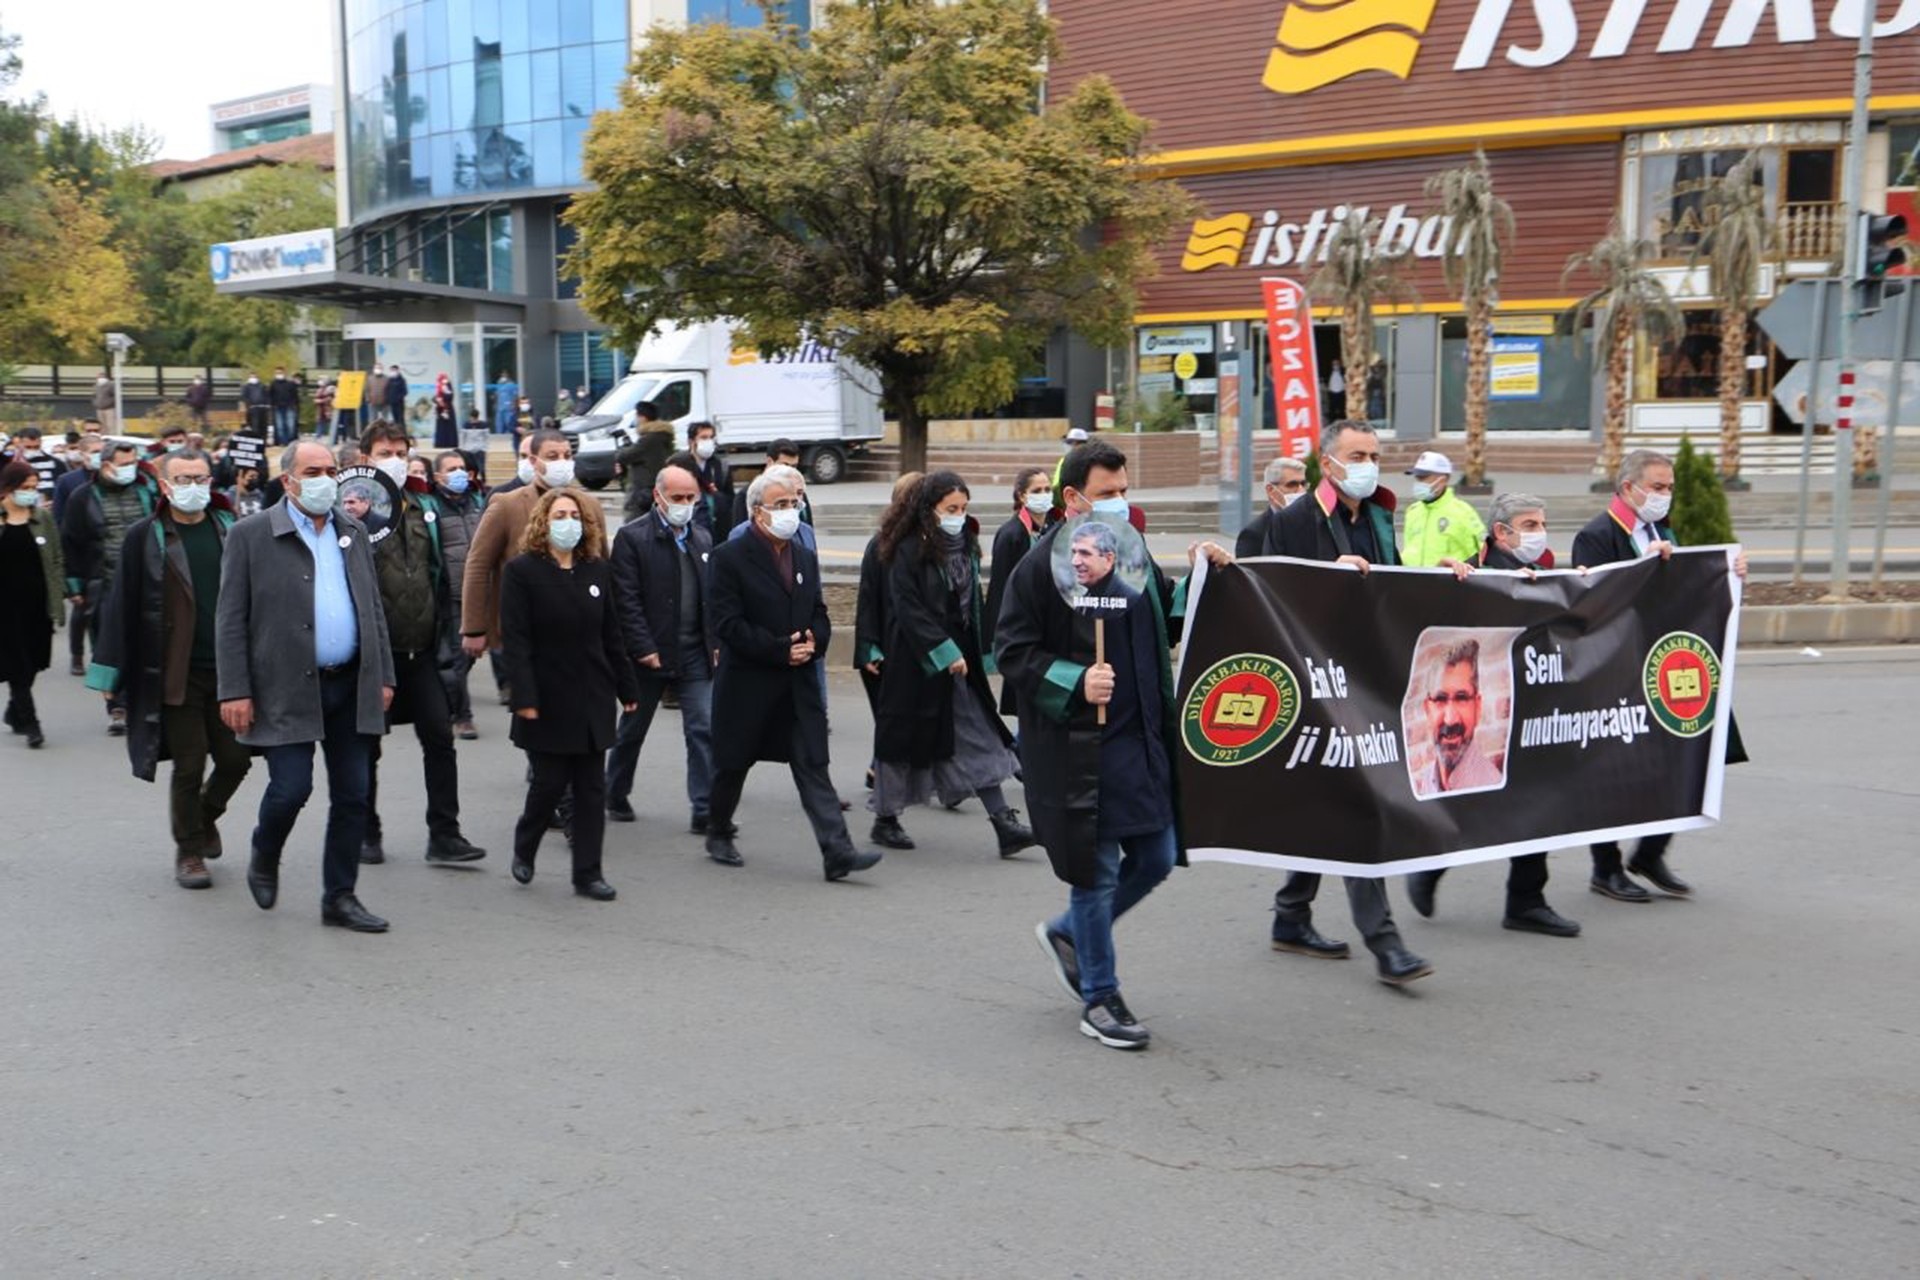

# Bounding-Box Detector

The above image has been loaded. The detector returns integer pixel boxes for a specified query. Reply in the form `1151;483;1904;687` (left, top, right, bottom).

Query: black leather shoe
1590;871;1652;903
606;799;637;823
1628;853;1693;896
1270;924;1351;958
1375;945;1433;986
870;816;915;850
511;856;534;885
824;848;882;882
425;834;487;863
246;848;279;910
991;809;1037;858
1407;870;1442;918
1503;904;1582;937
690;812;709;834
705;830;744;867
574;879;617;901
358;839;386;865
322;893;389;932
25;724;44;749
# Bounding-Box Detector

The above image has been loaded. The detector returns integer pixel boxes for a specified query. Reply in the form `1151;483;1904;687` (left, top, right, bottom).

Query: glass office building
216;1;805;432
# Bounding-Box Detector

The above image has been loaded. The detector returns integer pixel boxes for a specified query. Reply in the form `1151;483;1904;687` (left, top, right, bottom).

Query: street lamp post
104;332;135;435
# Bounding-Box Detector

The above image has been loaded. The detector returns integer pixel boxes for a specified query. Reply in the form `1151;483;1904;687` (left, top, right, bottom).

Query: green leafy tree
1669;435;1735;545
567;0;1187;475
1690;153;1774;486
1565;226;1684;489
1310;209;1410;423
1426;149;1514;489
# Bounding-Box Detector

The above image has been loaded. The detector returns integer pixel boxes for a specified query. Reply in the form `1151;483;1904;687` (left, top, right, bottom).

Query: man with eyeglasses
1234;456;1308;558
86;448;252;890
1571;448;1748;904
217;440;397;933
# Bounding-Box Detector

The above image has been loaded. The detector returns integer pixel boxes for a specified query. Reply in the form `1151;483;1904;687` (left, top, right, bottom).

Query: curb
1740;603;1919;645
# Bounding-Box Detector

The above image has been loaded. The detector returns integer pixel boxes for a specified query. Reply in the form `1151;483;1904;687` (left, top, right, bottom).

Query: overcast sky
7;0;334;158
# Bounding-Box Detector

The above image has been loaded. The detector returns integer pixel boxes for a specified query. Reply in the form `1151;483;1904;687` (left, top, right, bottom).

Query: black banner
227;432;266;474
1174;550;1742;875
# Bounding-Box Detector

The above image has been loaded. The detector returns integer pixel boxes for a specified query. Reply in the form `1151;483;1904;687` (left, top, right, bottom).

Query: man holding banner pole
1263;420;1471;986
1571;449;1748;903
1406;492;1581;938
997;440;1231;1050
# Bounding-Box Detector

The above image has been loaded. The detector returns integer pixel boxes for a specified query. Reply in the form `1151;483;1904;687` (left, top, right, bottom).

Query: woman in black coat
867;470;1035;859
0;460;63;748
984;466;1057;715
500;488;639;900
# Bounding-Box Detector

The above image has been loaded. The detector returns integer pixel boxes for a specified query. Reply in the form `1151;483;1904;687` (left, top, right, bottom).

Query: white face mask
1333;459;1379;501
168;482;211;513
1412;480;1439;503
1279;490;1304;508
765;508;802;541
516;457;536;485
660;500;696;528
694;439;716;461
1510;529;1549;565
540;458;575;490
1023;491;1052;516
373;457;409;487
1635;488;1671;524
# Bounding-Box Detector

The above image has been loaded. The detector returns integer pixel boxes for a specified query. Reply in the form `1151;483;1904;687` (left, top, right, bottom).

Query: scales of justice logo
1642;631;1721;738
1182;653;1303;766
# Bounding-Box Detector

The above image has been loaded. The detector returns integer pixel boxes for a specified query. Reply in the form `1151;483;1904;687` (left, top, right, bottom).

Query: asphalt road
3;649;1917;1277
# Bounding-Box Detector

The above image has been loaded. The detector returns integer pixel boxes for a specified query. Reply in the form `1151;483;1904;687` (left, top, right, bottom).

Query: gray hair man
701;463;880;880
1572;451;1747;903
217;439;397;932
1405;492;1579;937
1234;456;1309;558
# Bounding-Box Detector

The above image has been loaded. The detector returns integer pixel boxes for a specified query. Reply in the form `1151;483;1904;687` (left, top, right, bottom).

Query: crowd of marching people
0;408;1743;1050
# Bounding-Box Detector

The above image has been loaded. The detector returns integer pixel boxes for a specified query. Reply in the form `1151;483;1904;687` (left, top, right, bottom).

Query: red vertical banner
1261;277;1321;461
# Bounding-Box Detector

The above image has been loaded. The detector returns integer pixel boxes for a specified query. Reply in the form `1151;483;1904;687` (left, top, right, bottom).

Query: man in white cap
1400;450;1485;568
1052;426;1092;492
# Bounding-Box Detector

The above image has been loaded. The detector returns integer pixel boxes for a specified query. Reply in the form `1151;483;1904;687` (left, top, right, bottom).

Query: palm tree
1426;149;1514;489
1309;210;1409;422
1690;153;1775;487
1565;227;1684;489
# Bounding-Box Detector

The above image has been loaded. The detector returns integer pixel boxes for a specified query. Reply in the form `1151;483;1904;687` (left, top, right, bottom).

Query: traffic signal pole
1828;12;1875;600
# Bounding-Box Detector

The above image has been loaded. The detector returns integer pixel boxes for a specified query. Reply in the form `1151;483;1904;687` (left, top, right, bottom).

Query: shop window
1637;308;1773;403
1639;149;1780;261
1439;317;1588;431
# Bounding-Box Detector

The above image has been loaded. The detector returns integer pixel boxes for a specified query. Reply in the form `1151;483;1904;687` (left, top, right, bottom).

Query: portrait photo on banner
1401;625;1524;801
335;465;400;542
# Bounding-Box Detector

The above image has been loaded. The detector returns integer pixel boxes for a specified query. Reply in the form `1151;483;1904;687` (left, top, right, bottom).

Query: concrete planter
1740;603;1919;645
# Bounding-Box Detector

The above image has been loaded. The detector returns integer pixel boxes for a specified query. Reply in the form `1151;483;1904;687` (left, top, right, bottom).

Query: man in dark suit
703;464;879;881
1263;419;1472;987
605;464;717;831
1570;448;1747;903
1233;456;1307;559
1407;492;1580;937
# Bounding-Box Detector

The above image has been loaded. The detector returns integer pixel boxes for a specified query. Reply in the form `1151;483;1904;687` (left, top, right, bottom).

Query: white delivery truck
563;320;885;487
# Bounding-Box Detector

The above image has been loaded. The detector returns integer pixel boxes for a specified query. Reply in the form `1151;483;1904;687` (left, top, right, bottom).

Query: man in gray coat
217;440;397;932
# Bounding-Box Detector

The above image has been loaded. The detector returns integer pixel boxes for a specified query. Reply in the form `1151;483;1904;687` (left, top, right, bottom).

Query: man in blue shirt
217;440;397;933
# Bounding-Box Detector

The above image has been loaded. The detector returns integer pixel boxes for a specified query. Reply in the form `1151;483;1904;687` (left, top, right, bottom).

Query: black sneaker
606;799;637;823
689;812;709;835
358;839;386;865
1080;995;1149;1050
425;834;487;864
1033;921;1081;1001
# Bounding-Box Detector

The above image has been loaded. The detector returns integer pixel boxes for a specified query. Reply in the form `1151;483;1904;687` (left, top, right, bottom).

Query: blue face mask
937;512;968;537
11;486;41;508
1090;496;1129;520
549;517;584;551
443;469;470;494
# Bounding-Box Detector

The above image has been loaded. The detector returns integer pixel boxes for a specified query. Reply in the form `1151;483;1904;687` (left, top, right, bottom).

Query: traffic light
1854;211;1909;314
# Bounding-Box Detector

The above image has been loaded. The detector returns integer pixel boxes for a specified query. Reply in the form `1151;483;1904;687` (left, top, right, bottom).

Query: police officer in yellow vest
1400;451;1486;567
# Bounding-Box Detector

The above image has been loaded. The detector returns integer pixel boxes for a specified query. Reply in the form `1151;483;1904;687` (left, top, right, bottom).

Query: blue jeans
1049;825;1178;1005
604;675;713;817
251;671;375;904
272;405;298;444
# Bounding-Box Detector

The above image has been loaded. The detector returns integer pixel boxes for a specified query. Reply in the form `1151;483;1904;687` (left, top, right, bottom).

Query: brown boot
175;855;212;890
